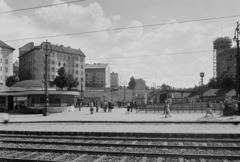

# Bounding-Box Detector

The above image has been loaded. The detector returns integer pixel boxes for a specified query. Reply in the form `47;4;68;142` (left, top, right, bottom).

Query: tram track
0;133;240;161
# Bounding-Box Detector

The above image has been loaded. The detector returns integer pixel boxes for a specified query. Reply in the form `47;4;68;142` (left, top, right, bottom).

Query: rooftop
85;63;108;69
0;40;15;51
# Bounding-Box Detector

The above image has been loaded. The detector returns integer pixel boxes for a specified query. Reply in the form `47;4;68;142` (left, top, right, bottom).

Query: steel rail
1;140;240;150
0;134;240;143
1;147;240;160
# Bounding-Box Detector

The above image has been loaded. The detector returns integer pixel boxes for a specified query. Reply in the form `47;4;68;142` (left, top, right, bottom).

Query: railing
137;103;220;113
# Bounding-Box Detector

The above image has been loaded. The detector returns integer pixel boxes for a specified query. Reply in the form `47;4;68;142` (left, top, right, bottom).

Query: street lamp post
200;72;205;103
40;40;52;116
122;81;127;101
233;22;240;104
79;77;84;111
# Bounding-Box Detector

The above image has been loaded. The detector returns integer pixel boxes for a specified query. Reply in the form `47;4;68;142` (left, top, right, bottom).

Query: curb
2;120;240;124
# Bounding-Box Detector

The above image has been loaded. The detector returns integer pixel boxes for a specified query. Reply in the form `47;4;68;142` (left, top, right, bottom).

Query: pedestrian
223;99;229;116
165;100;171;118
103;100;108;112
108;100;112;112
90;101;94;114
96;100;99;112
127;101;130;114
233;100;238;119
130;100;134;112
205;100;214;117
219;100;224;115
163;100;167;115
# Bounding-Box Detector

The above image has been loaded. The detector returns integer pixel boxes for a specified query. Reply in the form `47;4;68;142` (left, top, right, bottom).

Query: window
81;71;83;75
230;55;232;59
52;67;54;72
5;59;8;64
0;67;2;71
80;58;84;63
48;75;50;79
64;55;66;60
72;63;74;67
58;62;61;66
51;60;55;65
52;75;55;79
63;62;66;66
0;58;2;63
5;67;8;73
81;65;83;69
68;56;70;60
72;70;74;74
76;64;78;68
5;76;8;81
68;63;70;67
0;75;2;80
76;70;78;74
76;57;78;61
68;70;70;73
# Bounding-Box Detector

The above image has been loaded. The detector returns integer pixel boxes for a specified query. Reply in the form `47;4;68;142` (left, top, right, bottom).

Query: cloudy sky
1;0;240;88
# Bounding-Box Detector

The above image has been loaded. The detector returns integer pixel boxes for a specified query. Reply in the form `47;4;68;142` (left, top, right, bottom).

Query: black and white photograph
1;0;240;161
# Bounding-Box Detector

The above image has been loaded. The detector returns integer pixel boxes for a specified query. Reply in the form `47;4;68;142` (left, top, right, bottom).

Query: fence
137;103;220;113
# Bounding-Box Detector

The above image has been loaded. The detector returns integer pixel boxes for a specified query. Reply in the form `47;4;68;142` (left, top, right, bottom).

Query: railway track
0;132;240;162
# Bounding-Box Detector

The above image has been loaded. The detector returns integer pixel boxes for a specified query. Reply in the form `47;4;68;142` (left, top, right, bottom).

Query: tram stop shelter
0;80;79;114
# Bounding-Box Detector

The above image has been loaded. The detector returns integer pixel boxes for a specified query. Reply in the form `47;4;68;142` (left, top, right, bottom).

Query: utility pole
123;81;126;101
41;40;52;116
233;22;240;104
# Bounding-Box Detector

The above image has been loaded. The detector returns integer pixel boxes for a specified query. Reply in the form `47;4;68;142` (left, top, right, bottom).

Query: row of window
56;61;83;68
86;73;104;76
57;53;84;63
0;67;8;73
0;58;8;64
0;75;8;81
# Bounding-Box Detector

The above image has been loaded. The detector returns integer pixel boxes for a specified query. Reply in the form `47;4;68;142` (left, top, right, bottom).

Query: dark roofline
0;40;15;51
19;43;85;58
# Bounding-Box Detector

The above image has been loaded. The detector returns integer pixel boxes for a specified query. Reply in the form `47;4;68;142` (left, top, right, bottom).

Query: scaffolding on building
213;37;232;79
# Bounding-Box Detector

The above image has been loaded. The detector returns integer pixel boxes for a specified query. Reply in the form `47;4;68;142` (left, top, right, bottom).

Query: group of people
88;100;114;114
125;100;143;114
203;99;238;118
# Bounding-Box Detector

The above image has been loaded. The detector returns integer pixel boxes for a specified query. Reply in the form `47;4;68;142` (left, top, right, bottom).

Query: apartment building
110;72;119;88
19;42;86;90
85;63;110;89
0;40;14;91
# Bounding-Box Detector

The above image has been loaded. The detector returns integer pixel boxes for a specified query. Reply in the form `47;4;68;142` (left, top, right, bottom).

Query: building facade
213;37;236;78
19;42;86;90
135;78;146;91
110;72;119;88
85;63;110;89
0;40;15;91
13;60;19;76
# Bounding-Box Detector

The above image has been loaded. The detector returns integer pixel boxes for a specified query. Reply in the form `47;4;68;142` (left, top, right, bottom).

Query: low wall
20;105;74;114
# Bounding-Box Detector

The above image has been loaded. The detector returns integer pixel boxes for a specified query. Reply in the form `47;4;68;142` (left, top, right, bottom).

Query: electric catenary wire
0;0;85;15
4;14;240;42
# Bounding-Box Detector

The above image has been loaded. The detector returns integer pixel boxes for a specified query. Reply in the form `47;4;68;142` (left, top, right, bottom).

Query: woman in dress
205;100;214;117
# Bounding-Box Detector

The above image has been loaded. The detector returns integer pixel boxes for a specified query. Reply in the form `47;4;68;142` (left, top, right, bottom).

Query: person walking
90;101;94;115
233;100;238;119
205;100;214;117
219;100;224;115
163;100;167;115
103;100;108;112
108;100;112;112
165;100;171;118
96;100;99;112
130;100;134;112
127;101;130;114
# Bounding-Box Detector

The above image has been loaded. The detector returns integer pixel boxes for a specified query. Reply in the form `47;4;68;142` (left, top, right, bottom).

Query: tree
207;77;218;89
67;73;79;90
53;67;68;89
220;72;235;89
6;75;19;87
128;77;136;99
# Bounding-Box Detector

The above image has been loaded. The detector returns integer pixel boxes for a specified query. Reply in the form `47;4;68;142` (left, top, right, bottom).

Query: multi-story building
13;60;19;76
213;37;236;78
135;78;146;91
110;72;119;88
85;63;110;89
19;42;86;90
0;40;15;91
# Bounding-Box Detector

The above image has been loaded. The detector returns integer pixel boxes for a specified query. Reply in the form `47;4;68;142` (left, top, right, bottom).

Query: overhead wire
4;14;240;42
0;0;85;14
